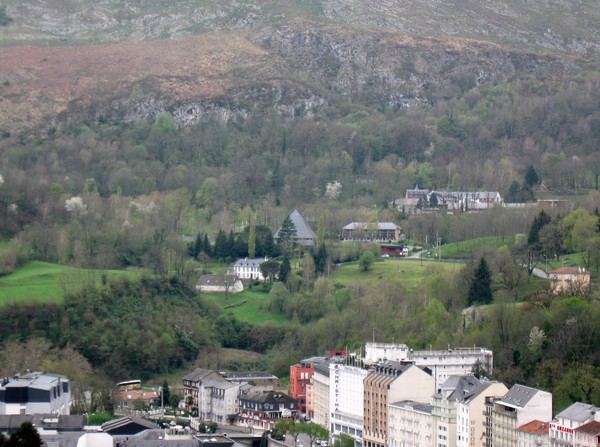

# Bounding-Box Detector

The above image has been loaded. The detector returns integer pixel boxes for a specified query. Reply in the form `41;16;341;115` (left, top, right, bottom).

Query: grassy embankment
0;261;136;307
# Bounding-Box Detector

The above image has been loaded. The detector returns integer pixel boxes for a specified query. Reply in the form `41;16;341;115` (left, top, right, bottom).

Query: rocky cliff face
2;0;599;55
0;18;582;136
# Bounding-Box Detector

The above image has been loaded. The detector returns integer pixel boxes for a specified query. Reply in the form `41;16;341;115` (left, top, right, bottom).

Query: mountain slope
0;19;581;136
1;0;599;55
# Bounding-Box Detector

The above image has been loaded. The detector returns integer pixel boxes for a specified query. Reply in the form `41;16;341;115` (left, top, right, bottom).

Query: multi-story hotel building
432;375;482;447
313;361;332;427
0;372;70;415
491;384;552;447
363;361;434;447
330;363;368;445
456;381;508;447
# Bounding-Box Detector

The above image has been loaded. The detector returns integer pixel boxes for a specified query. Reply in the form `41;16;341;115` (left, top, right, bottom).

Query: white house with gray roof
0;371;70;415
232;257;267;281
550;402;600;447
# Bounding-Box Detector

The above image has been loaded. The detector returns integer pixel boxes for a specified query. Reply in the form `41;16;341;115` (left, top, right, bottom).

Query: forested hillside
0;0;599;413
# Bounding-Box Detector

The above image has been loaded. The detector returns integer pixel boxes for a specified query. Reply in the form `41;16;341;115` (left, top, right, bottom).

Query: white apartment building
518;420;550;447
329;363;368;445
0;372;70;415
456;381;508;447
313;361;332;428
388;400;434;447
492;384;552;447
550;402;600;447
197;379;242;423
364;343;493;389
432;375;482;447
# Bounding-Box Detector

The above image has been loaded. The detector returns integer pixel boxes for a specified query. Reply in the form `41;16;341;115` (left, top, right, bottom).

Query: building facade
238;390;298;431
232;258;267;281
388;401;434;447
364;343;493;389
518;420;550;447
549;402;600;447
341;223;403;242
456;381;508;447
491;384;552;447
312;361;332;427
290;357;326;415
363;361;434;447
0;372;70;415
329;363;368;446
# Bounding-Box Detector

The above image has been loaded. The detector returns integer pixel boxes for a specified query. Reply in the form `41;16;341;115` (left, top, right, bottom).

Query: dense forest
1;15;600;414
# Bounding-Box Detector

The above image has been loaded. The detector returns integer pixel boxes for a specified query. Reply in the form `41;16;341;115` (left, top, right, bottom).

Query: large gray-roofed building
275;209;316;247
0;372;70;416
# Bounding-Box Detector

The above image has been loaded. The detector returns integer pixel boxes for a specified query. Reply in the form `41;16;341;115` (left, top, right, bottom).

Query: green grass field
0;261;135;307
438;236;516;259
201;286;287;325
332;258;463;294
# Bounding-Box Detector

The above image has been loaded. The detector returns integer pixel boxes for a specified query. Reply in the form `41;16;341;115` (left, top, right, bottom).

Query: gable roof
498;384;542;409
275;209;316;245
198;274;241;287
518;420;549;434
575;421;600;435
342;222;401;231
183;368;217;382
101;416;157;434
557;402;600;422
550;267;588;275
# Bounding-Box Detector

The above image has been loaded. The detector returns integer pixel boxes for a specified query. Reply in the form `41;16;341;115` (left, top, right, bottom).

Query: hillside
0;19;581;136
1;0;599;55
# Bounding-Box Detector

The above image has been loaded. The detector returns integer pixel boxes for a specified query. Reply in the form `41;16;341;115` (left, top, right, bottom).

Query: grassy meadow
201;286;288;325
331;258;463;294
0;261;136;307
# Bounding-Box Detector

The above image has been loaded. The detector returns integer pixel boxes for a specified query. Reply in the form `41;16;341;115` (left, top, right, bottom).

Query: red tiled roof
518;420;549;434
551;267;588;274
575;421;600;435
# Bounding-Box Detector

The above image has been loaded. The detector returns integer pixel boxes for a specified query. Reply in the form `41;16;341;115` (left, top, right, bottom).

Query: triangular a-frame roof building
275;209;317;247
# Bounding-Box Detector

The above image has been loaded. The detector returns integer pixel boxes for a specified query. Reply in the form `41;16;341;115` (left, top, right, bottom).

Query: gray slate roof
275;209;316;246
557;402;600;422
184;368;216;383
198;274;240;287
343;222;400;230
390;400;433;414
498;384;540;408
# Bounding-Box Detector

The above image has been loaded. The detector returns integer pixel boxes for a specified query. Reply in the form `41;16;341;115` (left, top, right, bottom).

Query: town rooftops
556;402;600;422
101;416;158;434
389;400;433;414
517;420;549;434
342;222;401;231
446;375;482;401
1;371;68;391
313;360;333;377
497;384;541;408
240;389;296;404
183;368;215;383
221;372;277;381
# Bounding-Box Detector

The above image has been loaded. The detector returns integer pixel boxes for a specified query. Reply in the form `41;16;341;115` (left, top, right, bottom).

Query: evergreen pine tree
279;256;291;283
248;215;257;258
467;257;493;306
277;215;297;254
214;230;228;261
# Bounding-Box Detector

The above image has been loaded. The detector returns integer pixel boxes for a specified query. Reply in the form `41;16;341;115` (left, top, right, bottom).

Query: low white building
0;372;70;415
329;363;368;445
518;420;550;447
388;400;434;447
